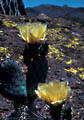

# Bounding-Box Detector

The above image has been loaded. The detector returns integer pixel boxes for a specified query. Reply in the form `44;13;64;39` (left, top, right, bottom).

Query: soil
0;14;84;120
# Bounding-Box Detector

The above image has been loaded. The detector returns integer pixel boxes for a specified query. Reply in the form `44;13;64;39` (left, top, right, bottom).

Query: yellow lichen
48;54;53;58
65;28;70;32
56;23;61;26
64;43;72;48
19;55;23;60
64;39;80;48
0;57;4;61
0;47;7;53
2;19;18;28
74;37;79;41
64;68;78;75
77;67;84;71
81;46;84;49
48;28;68;42
35;80;71;105
65;59;78;65
79;72;84;79
48;45;64;60
65;59;72;65
0;47;11;57
71;41;79;45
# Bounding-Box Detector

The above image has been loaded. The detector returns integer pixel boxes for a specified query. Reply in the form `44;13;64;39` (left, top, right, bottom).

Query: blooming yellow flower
35;80;71;105
18;22;47;44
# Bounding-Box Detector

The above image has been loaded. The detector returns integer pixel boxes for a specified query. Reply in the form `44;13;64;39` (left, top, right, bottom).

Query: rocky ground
0;13;84;119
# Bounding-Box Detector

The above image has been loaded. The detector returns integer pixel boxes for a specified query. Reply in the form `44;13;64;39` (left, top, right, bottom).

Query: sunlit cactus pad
18;22;47;43
35;80;71;105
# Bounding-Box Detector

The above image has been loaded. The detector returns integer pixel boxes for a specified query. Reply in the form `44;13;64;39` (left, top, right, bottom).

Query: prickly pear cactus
0;59;27;97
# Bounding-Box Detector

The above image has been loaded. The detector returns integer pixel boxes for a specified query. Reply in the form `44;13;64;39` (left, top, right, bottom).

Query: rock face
26;5;84;24
0;0;26;16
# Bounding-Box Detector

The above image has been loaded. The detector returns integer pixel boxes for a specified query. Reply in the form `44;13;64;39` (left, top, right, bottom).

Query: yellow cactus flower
18;22;47;44
35;80;71;105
